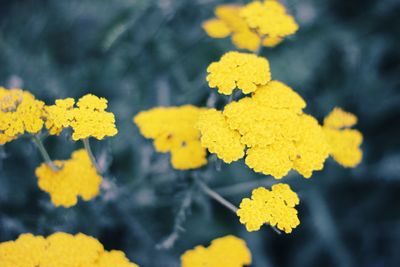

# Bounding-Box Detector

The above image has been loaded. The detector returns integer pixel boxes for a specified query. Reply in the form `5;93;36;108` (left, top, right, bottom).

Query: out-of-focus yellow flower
262;36;283;47
0;87;45;145
240;1;299;37
35;149;102;207
0;232;139;267
44;94;118;140
181;235;251;267
237;183;300;233
323;108;363;167
232;31;261;52
221;81;329;178
196;109;245;163
202;19;232;38
134;105;208;170
206;51;271;95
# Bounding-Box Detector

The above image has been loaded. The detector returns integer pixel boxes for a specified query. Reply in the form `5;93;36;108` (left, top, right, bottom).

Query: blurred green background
1;0;400;266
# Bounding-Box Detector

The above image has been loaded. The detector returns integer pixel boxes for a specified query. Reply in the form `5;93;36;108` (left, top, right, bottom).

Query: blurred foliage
1;0;400;266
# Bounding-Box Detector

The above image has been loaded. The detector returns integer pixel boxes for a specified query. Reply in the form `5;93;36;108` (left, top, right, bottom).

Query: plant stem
32;135;59;171
83;138;101;173
196;177;281;234
196;177;238;213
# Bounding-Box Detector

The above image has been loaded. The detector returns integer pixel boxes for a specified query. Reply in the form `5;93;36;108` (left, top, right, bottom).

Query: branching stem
32;135;59;171
83;138;101;173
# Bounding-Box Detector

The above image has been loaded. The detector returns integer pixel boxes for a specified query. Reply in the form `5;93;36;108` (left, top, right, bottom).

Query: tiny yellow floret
181;235;251;267
237;183;300;233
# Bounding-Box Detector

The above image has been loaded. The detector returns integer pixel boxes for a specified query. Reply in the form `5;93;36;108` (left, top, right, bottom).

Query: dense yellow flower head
222;81;329;178
203;2;294;51
44;94;118;140
237;184;300;233
207;51;271;95
35;149;102;207
323;108;363;167
196;109;245;163
0;232;139;267
0;87;45;145
181;235;251;267
240;1;299;37
134;105;207;170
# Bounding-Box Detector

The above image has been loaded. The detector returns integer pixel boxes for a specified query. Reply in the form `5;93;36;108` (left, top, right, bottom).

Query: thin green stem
83;138;101;173
196;177;281;234
32;135;59;171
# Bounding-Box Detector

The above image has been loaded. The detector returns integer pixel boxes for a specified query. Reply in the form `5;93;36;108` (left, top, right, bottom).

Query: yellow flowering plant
133;0;364;252
0;88;118;207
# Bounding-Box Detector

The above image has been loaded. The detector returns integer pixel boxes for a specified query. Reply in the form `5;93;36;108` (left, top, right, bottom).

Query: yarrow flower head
240;0;299;38
202;1;297;51
133;105;207;170
198;80;330;178
323;107;363;167
0;232;139;267
0;87;45;145
44;94;118;141
237;183;300;233
35;149;102;207
181;235;251;267
207;51;271;95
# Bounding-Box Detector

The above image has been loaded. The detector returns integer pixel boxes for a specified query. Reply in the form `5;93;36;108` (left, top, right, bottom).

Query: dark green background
1;0;399;266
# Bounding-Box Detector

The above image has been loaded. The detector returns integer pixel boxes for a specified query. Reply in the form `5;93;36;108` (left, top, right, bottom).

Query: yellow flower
196;109;245;163
222;81;329;178
237;184;300;233
181;235;251;267
44;94;118;140
44;98;75;135
35;149;102;207
232;30;261;52
202;19;232;38
0;87;45;145
134;105;208;170
215;5;249;33
262;36;283;47
323;108;363;167
240;1;299;37
323;107;358;129
0;232;139;267
206;51;271;95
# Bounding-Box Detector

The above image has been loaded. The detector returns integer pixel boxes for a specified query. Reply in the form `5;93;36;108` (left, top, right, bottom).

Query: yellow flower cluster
45;94;118;140
133;105;207;170
35;149;102;207
241;1;299;38
0;87;45;145
237;183;300;233
0;232;139;267
207;51;271;95
181;235;251;267
198;81;330;178
202;1;298;51
323;108;363;167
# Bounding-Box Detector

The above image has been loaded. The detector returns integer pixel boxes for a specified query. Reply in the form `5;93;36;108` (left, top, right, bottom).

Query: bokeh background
1;0;400;266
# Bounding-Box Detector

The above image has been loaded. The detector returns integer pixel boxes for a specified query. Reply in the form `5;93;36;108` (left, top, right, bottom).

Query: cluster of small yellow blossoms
45;94;118;140
0;232;138;267
133;105;207;170
181;235;251;267
207;51;271;95
202;1;298;51
237;183;300;233
35;149;102;207
0;87;45;145
323;107;363;167
198;80;330;178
